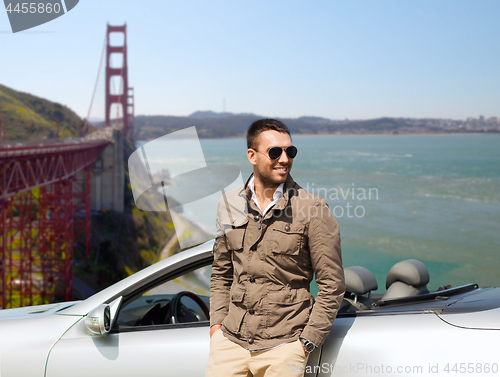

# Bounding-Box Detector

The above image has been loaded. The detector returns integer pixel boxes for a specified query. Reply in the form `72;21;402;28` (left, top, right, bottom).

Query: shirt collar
248;176;284;215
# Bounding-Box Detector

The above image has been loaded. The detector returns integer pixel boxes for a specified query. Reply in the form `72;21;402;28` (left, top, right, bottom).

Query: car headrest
385;259;429;289
345;266;378;295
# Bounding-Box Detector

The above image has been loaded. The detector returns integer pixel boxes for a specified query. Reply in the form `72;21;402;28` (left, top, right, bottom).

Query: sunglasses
253;145;298;160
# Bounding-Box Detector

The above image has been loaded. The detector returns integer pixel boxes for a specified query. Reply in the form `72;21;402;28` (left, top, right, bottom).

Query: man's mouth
275;167;288;173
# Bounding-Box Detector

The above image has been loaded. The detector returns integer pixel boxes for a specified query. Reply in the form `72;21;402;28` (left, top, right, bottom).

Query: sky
1;0;499;121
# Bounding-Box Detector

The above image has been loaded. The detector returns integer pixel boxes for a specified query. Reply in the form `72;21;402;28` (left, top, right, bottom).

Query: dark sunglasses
254;145;298;160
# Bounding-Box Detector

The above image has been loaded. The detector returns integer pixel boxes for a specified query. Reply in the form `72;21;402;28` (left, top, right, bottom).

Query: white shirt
248;176;284;216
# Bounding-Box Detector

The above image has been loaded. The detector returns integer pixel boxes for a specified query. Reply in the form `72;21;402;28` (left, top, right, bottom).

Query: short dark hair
246;119;291;149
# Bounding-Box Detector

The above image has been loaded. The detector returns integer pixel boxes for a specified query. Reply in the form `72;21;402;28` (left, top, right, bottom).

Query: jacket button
254;215;260;221
248;339;254;344
249;309;255;315
285;225;290;232
249;277;255;283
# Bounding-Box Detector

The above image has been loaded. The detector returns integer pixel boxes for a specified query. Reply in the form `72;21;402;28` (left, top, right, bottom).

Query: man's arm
209;218;234;334
301;198;345;347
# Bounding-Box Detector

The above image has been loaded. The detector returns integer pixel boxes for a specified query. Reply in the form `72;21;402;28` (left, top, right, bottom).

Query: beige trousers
205;329;309;377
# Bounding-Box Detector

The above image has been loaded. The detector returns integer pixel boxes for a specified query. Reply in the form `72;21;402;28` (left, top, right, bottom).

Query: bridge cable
82;34;106;136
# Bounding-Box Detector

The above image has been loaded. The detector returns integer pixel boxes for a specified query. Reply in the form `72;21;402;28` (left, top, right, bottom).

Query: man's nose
278;149;290;164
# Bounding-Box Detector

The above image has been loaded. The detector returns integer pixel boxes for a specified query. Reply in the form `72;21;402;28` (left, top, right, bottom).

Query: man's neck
252;176;280;210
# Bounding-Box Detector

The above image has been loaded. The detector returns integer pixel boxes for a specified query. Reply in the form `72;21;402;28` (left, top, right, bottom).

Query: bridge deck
0;139;110;158
1;139;111;200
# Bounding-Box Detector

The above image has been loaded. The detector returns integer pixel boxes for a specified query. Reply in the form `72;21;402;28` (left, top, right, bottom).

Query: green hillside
0;84;83;141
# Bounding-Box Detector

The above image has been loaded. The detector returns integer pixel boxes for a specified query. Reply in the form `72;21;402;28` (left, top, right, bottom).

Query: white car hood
0;301;80;321
0;303;83;377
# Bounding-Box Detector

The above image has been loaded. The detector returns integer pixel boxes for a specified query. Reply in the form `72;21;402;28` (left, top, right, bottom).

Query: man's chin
273;173;288;184
258;171;289;187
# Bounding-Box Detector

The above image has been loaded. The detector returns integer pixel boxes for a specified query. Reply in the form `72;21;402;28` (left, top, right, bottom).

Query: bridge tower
105;24;133;139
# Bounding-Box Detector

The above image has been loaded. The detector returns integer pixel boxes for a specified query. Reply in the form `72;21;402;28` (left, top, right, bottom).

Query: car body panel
318;313;498;377
46;318;211;377
0;302;77;320
46;318;323;377
0;314;81;376
0;240;499;377
438;307;500;330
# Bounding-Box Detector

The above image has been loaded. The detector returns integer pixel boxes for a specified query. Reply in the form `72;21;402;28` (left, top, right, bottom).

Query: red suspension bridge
0;24;133;309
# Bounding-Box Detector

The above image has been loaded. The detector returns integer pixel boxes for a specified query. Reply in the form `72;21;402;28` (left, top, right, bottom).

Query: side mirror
85;304;111;335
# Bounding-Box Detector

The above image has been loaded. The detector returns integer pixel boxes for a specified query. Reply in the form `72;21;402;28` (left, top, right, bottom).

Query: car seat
344;266;379;310
382;259;429;301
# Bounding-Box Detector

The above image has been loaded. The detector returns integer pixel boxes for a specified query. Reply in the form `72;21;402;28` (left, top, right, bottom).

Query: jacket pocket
225;227;245;251
269;223;305;255
222;286;246;334
264;288;312;338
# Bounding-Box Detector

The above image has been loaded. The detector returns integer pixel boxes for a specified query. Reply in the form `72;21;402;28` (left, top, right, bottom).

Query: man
206;119;345;377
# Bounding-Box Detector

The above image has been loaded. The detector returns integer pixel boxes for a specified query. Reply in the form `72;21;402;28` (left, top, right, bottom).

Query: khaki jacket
210;174;345;351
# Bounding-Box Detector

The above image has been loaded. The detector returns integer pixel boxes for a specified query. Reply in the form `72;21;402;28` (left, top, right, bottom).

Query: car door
45;254;326;377
46;323;210;377
46;263;213;377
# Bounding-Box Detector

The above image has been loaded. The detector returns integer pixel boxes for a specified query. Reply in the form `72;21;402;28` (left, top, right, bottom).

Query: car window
116;264;212;327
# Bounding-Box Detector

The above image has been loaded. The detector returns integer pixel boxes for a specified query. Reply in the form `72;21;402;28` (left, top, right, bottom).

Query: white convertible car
0;240;498;377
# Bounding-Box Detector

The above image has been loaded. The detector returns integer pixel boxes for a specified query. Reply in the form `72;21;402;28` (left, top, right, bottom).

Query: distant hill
188;111;257;119
2;85;497;143
297;116;332;122
134;113;264;139
0;84;83;141
134;112;348;140
134;112;499;140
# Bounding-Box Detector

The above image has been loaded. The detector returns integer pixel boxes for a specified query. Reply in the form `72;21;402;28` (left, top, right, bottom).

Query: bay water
138;134;500;291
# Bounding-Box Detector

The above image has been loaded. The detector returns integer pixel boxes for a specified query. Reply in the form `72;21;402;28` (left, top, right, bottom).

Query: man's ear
247;149;257;166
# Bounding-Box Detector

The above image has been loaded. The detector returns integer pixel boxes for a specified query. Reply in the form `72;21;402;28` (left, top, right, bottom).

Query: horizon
90;110;500;124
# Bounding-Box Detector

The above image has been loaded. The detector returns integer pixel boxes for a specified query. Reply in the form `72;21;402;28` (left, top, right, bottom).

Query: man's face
247;130;294;188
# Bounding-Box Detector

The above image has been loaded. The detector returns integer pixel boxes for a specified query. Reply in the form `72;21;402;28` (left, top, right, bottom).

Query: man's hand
210;324;222;337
